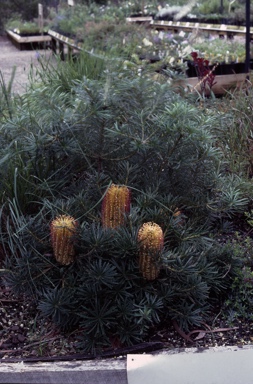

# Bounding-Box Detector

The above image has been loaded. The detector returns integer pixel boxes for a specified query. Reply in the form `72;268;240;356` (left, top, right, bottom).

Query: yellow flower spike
138;222;164;281
102;184;131;229
50;215;77;265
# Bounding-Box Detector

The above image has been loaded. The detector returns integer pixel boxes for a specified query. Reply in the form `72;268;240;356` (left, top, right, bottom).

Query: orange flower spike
138;222;164;281
102;184;130;229
50;215;77;265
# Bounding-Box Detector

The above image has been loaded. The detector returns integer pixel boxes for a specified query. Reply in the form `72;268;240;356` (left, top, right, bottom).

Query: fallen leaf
194;332;206;340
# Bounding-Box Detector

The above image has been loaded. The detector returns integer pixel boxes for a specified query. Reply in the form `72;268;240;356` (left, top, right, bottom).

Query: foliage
0;0;39;18
226;232;253;269
3;199;241;352
190;51;216;94
0;50;250;353
220;233;253;324
32;50;108;94
189;37;248;65
5;18;49;35
0;0;43;33
1;0;253;354
50;2;146;36
1;0;249;36
210;85;253;178
42;2;249;69
197;0;231;15
0;69;16;121
222;267;253;324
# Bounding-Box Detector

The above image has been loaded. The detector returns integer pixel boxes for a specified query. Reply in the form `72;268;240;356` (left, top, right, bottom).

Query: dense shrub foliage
0;51;252;353
1;0;253;354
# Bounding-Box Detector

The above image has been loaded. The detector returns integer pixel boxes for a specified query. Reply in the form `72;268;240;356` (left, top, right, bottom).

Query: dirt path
0;35;53;94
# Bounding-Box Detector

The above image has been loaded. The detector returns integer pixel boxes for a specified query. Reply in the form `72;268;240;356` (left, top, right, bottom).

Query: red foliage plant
191;51;217;93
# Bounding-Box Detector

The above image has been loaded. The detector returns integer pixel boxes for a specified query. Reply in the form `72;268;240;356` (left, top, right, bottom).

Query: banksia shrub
138;222;164;281
102;184;131;229
50;215;77;265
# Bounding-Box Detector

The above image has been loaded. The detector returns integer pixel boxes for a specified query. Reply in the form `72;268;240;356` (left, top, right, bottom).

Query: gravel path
0;35;53;94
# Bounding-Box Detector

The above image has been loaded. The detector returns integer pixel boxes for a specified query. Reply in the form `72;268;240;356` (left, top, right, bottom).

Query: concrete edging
1;345;253;384
0;357;127;384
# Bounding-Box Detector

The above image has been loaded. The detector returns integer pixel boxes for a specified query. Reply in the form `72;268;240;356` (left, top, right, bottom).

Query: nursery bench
6;30;51;51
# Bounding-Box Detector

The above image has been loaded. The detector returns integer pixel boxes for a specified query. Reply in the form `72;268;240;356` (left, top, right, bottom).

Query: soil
0;34;53;94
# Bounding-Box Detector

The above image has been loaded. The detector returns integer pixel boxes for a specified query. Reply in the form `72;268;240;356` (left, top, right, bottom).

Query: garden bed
2;2;253;363
1;281;253;362
6;29;51;51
